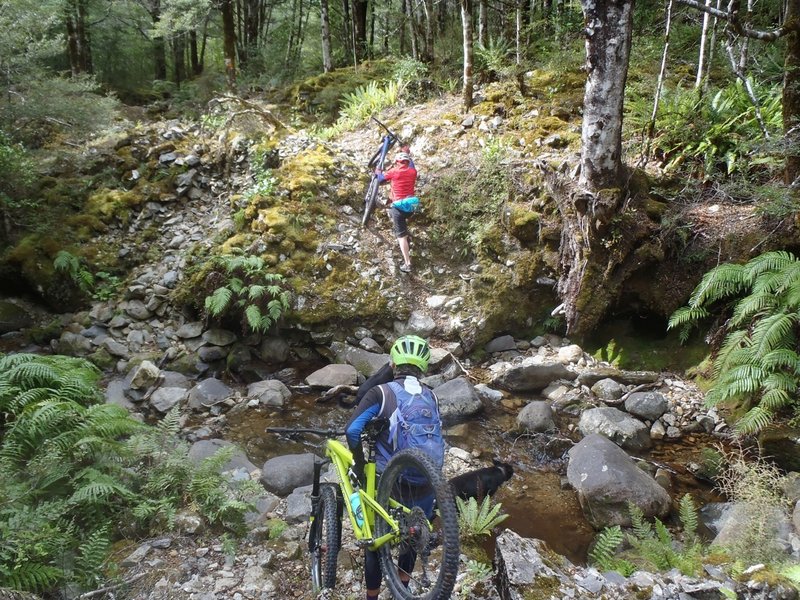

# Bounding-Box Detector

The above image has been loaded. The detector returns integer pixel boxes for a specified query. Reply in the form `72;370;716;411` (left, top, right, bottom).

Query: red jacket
380;164;417;201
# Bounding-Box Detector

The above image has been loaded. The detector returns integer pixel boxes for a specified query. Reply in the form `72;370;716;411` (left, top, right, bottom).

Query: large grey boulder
494;531;575;600
187;377;233;410
0;301;33;333
188;439;258;473
261;453;317;496
305;364;358;388
625;391;668;421
259;337;291;364
517;401;555;433
567;434;670;528
493;357;576;392
432;377;482;422
247;380;292;407
579;407;651;451
329;342;389;377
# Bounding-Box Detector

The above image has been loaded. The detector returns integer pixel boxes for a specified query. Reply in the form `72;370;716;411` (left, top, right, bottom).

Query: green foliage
475;37;513;81
202;252;291;334
458;559;493;596
338;80;401;126
0;131;35;218
632;81;783;180
456;495;509;540
589;526;635;576
0;355;259;594
53;251;122;301
590;496;704;577
668;251;800;433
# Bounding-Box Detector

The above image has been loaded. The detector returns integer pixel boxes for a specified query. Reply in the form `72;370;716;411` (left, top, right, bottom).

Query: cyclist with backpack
376;149;418;274
344;335;445;600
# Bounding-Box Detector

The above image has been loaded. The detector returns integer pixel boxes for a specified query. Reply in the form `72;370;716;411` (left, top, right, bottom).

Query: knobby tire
309;483;342;592
362;176;380;228
375;449;460;600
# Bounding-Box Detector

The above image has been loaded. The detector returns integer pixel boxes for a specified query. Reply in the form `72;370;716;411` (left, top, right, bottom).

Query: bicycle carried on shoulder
267;421;460;600
362;116;405;229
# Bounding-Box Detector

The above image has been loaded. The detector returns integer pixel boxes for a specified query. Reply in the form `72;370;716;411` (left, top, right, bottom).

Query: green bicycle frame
324;439;404;552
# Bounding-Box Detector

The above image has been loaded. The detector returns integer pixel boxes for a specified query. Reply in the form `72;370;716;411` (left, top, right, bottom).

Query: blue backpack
391;196;420;214
382;379;445;483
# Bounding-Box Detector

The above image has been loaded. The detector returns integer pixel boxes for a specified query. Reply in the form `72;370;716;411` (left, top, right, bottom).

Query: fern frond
688;263;748;307
729;292;777;327
749;312;797;358
712;330;751;376
247;284;266;300
628;502;653;540
678;494;698;544
0;562;62;592
667;306;710;330
244;305;263;332
228;277;244;294
744;250;796;278
759;389;791;411
760;349;800;372
205;287;233;316
735;405;775;433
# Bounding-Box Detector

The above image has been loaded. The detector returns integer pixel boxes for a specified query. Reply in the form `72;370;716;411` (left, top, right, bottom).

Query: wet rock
188;439;257;473
177;321;203;338
579;407;651;451
305;363;358;388
567;434;670;528
259;336;291;364
517;401;555;433
197;345;229;362
591;378;624;403
247;380;291;407
202;328;236;346
187;377;233;410
475;383;504;402
486;335;517;353
150;387;188;413
329;342;389;377
493;357;576;392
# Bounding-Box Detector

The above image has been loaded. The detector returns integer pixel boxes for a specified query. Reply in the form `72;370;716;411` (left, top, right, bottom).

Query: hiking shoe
399;264;412;273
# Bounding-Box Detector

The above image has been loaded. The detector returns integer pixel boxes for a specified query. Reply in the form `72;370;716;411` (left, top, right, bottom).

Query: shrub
669;251;800;433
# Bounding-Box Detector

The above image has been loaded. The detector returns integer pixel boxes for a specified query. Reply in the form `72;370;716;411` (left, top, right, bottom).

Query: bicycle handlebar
267;427;345;437
370;115;401;144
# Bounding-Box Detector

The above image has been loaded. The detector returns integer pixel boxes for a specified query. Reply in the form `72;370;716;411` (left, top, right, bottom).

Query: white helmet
395;152;411;163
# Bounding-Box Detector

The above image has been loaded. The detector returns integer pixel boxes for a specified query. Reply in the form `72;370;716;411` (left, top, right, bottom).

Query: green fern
678;494;698;545
456;495;510;540
588;526;635;576
669;251;800;432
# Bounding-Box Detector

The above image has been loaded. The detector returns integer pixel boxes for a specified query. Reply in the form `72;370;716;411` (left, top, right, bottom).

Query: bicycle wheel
310;483;342;592
361;175;380;228
375;449;460;600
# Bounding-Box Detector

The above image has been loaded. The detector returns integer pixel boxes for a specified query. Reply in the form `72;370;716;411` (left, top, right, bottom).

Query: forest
2;0;800;597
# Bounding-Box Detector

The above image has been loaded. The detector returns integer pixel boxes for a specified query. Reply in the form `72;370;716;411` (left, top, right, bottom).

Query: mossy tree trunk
784;0;800;185
320;0;333;72
555;0;635;336
64;0;93;75
353;0;368;61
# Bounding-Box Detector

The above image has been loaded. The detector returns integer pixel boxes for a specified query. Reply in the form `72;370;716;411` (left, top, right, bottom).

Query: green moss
520;575;561;599
85;188;144;223
88;347;116;370
508;206;541;242
65;214;107;239
252;207;289;235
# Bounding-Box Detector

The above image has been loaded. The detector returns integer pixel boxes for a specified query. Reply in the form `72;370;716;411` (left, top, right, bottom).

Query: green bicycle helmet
390;335;431;372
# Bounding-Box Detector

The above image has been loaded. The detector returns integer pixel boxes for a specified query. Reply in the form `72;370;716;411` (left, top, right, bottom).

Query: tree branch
676;0;797;40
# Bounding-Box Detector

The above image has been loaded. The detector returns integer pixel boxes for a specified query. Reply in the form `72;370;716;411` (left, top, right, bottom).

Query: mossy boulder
85;188;145;224
0;301;33;333
508;206;541;243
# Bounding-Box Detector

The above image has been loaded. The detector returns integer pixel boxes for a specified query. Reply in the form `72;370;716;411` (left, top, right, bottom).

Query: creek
221;364;722;566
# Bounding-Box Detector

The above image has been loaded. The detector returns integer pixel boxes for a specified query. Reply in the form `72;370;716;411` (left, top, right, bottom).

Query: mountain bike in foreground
267;421;460;600
362;116;405;228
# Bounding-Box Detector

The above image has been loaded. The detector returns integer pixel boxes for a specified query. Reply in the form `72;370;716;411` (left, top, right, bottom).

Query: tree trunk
408;0;420;60
554;0;636;335
172;33;186;86
695;0;712;87
65;0;93;75
515;0;522;65
400;0;408;53
644;0;674;159
353;0;369;61
461;0;474;111
221;0;237;88
421;0;435;62
190;30;202;75
784;0;800;184
478;0;487;46
147;0;167;80
320;0;333;71
285;0;298;66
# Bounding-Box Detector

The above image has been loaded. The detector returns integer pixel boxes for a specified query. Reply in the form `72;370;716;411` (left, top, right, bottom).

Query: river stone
285;485;313;523
712;502;793;556
259;337;291;364
245;492;281;526
486;335;517;353
578;367;659;387
261;453;317;496
177;321;203;338
428;347;452;371
557;344;584;364
247;380;291;407
56;331;93;356
579;407;651;451
625;391;668;421
187;377;233;409
358;337;382;353
394;311;436;337
0;301;33;333
567;434;670;528
161;370;192;389
101;337;130;359
758;426;800;472
202;328;237;346
129;360;161;390
517;401;555;433
354;327;372;339
188;439;258;473
124;299;152;320
108;314;130;329
432;377;482;422
591;378;624;403
329;342;389;377
475;383;504;401
494;530;569;597
493;357;576;392
106;379;136;410
198;345;229;362
305;364;358;388
150;387;188;413
226;344;252;371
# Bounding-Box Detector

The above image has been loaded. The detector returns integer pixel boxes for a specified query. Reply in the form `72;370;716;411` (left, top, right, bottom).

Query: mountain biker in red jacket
376;148;417;274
